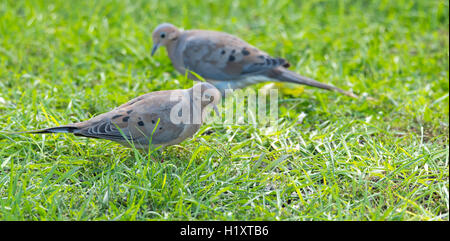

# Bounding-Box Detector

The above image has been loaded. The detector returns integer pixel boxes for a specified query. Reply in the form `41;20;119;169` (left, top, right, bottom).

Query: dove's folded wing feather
74;91;187;146
181;31;290;80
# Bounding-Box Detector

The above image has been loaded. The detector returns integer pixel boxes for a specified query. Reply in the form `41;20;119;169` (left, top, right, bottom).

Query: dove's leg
208;76;274;96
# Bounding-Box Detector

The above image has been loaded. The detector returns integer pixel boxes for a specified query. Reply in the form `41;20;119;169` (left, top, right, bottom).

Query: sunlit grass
0;0;448;220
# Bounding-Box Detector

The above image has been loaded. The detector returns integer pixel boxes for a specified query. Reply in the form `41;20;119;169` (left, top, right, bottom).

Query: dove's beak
151;43;160;56
213;104;220;117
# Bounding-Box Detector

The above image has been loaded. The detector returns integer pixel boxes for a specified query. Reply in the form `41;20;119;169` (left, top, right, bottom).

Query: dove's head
151;23;180;56
191;82;221;116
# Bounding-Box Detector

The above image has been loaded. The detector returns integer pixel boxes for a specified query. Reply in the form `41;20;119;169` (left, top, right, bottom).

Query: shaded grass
0;0;448;220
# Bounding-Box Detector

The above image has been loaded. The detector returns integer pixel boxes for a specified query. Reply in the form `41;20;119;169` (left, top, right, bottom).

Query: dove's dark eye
160;32;166;38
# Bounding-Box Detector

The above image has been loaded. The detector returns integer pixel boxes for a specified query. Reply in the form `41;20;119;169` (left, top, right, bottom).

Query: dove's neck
166;32;187;74
190;95;215;125
165;34;181;59
186;88;202;125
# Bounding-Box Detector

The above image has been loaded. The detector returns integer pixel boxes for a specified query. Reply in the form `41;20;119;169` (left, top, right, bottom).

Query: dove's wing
73;90;188;147
180;30;290;80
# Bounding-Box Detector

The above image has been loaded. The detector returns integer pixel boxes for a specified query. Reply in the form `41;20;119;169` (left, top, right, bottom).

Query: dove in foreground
17;82;221;150
151;23;357;98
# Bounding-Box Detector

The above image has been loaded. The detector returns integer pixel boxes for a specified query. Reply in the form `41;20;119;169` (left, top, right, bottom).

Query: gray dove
18;82;221;150
151;23;357;98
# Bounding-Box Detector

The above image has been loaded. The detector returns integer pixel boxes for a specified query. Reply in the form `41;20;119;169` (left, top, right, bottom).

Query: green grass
0;0;448;220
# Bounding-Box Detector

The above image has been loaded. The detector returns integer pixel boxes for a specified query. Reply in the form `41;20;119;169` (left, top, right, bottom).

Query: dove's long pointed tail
13;126;79;135
271;69;358;98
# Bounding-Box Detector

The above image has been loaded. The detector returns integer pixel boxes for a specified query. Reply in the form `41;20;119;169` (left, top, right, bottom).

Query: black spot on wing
137;121;144;126
228;55;235;62
127;110;133;114
122;116;129;122
241;48;250;56
112;115;122;119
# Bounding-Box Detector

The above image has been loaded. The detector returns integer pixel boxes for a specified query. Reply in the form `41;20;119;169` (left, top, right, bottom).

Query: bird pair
20;23;356;151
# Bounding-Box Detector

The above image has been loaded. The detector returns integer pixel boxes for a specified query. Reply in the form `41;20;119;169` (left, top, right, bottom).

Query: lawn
0;0;448;220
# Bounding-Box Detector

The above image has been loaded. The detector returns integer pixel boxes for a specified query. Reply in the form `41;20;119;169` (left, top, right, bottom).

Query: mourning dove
16;82;221;150
151;23;357;98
